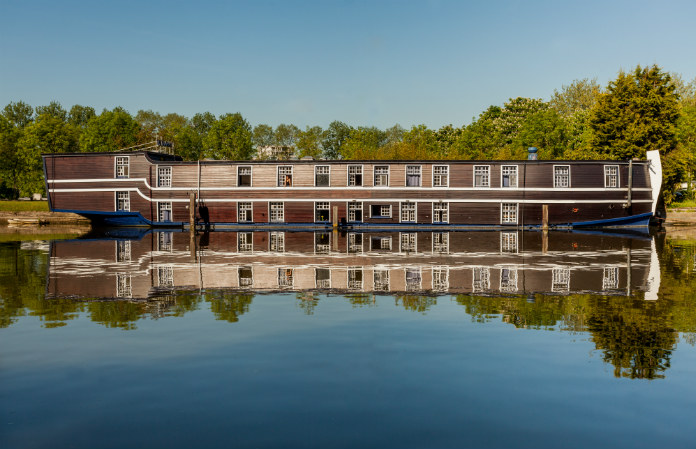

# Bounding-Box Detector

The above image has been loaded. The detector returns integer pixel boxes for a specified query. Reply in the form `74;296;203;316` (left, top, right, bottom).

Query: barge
42;148;662;229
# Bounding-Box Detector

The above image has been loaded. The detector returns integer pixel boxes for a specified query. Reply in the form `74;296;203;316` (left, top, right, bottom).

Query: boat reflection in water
47;230;659;301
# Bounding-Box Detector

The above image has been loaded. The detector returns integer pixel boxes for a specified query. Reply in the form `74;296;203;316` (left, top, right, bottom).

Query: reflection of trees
207;291;254;322
395;295;437;313
346;294;376;308
296;292;319;315
87;301;146;330
587;298;676;379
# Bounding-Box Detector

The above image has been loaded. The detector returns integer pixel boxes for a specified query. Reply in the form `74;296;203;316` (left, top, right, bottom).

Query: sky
1;0;695;130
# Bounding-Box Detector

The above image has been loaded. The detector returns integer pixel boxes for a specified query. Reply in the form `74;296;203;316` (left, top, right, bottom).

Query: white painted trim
473;165;491;188
346;201;363;223
500;202;519;225
347;164;364;187
114;155;130;179
432;201;449;224
314;165;331;187
399;201;417;223
646;150;662;214
237;165;253;187
277;165;293;187
603;164;620;188
405;164;422;187
237;201;253;223
49;188;655;205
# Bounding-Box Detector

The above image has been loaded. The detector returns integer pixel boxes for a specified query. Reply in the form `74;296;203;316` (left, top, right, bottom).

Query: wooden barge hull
42;151;662;229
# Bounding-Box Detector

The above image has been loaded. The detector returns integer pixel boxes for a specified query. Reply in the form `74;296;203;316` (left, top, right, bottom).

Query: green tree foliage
295;126;324;158
340;126;387;159
274;123;300;147
322;121;352;159
35;101;68;121
203;113;253;160
2;101;34;128
68;104;96;128
174;125;204;161
80;107;141;152
589;65;683;201
550;78;601;117
0;114;22;198
252;124;274;149
18;112;80;195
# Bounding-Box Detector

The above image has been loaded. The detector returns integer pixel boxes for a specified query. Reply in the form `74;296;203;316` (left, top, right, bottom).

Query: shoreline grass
0;200;50;212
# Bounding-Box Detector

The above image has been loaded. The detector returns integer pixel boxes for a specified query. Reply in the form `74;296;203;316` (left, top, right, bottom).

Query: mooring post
189;192;196;260
542;204;549;231
626;159;633;208
332;206;338;228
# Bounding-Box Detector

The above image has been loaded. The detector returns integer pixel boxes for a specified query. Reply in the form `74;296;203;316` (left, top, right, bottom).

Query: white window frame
603;266;620;290
554;165;571;188
277;166;293;187
406;165;422;187
348;165;363;187
432;232;449;253
269;202;284;223
405;268;422;291
238;266;254;287
604;165;619;188
472;267;491;292
474;165;490;188
278;268;294;288
432;267;449;292
315;165;330;187
370;236;392;251
501;203;518;225
270;231;285;252
237;232;253;252
399;232;417;253
370;204;392;219
314;231;331;254
156;265;174;288
432;201;449;223
374;165;389;187
315;201;331;222
116;240;131;263
158;201;172;222
501;165;518;188
432;165;449;187
500;267;518;293
238;202;253;223
157;232;173;251
116;273;132;298
348;233;363;253
552;267;571;292
315;267;331;289
500;232;518;253
157;166;172;188
115;191;130;212
115;156;129;178
373;269;390;291
347;201;363;222
237;165;252;187
400;201;416;223
348;267;364;290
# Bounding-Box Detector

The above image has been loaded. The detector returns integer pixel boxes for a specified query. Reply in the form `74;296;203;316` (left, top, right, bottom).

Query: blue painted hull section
54;209;654;229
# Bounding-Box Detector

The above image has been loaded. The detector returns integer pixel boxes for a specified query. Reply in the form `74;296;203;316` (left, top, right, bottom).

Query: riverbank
0;211;92;239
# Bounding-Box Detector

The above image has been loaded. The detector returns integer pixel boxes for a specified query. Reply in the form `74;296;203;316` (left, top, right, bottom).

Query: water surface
2;230;696;448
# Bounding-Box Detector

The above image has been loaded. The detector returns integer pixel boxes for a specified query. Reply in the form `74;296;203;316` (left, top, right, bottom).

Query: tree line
1;65;695;202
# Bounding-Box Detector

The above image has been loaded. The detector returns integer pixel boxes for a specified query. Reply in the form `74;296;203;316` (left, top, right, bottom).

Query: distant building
255;145;295;160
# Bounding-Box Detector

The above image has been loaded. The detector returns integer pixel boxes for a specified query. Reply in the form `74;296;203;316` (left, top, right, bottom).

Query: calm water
2;230;696;449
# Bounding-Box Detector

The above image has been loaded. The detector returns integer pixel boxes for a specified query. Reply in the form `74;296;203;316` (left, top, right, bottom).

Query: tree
192;112;216;137
322;121;352;159
68;105;96;128
79;107;141;152
2;101;33;128
550;78;601;117
0;114;21;198
174;125;203;161
252;124;274;149
340;127;387;159
274;123;299;147
589;65;683;200
18;113;80;194
35;101;68;121
295;126;324;158
203;113;253;160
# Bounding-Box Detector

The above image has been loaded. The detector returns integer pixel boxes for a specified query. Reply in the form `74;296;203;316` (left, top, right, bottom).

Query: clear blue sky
1;0;695;129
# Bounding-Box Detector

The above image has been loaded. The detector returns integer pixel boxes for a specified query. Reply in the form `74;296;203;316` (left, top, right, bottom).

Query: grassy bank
0;200;49;212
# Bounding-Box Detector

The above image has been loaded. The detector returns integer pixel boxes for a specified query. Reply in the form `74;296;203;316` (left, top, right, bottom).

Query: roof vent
527;147;538;160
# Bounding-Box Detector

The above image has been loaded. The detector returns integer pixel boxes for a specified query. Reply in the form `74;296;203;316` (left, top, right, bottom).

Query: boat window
500;232;518;252
374;166;389;186
238;202;253;222
432;267;449;292
158;202;172;222
115;156;129;178
374;269;390;291
348;233;363;253
433;165;448;187
370;204;391;218
348;202;363;222
270;202;284;222
473;267;490;292
238;267;253;287
405;268;422;291
474;165;490;187
238;166;252;186
406;165;421;187
370;237;392;252
554;166;570;188
552;268;570;292
604;165;619;188
316;268;331;289
315;202;330;222
348;165;363;186
115;191;130;212
158;166;172;188
315;232;331;253
432;232;449;253
501;165;518;188
400;233;417;252
116;240;131;262
433;202;448;223
348;268;363;290
315;166;330;186
270;232;285;252
500;267;518;292
278;268;293;288
501;203;518;224
278;166;293;187
237;232;253;252
400;202;416;222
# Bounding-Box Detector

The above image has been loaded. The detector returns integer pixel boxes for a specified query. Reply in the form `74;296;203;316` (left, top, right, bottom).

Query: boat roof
42;150;649;165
